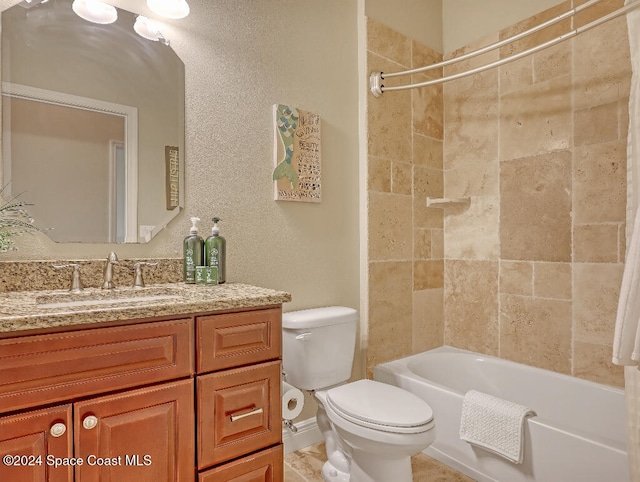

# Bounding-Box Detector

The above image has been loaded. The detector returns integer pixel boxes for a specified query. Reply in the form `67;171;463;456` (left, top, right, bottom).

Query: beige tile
414;228;432;260
500;151;572;262
412;40;442;81
533;41;571;84
445;33;499;74
444;260;499;355
574;341;624;388
620;224;627;263
284;465;308;482
367;52;412;163
391;161;412;196
499;2;571;57
368;156;390;193
620;97;630;140
413;78;443;140
431;229;444;259
534;262;572;300
574;0;625;29
444;196;500;260
499;56;533;95
443;72;499;171
574;224;619;263
500;75;572;161
573;140;626;224
500;294;572;374
368;192;412;261
413;134;443;170
574;263;624;345
368;261;413;374
366;17;411;67
411;452;475;481
285;442;327;481
414;259;444;290
573;16;630;110
414;167;444;229
574;102;619;147
500;261;533;296
444;157;499;198
413;288;444;354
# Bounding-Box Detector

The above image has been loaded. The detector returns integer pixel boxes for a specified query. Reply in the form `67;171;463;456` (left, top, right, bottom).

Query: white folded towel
459;390;536;464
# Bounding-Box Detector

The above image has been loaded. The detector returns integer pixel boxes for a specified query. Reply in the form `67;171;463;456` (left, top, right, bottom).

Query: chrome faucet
102;251;119;289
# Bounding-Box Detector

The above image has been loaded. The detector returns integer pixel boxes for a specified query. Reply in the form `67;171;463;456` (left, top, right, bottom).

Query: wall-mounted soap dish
426;197;471;208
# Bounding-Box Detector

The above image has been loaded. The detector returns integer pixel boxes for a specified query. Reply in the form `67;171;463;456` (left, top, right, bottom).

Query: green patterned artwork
273;104;321;202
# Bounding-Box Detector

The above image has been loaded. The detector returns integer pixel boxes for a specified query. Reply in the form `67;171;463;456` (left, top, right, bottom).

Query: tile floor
284;442;476;481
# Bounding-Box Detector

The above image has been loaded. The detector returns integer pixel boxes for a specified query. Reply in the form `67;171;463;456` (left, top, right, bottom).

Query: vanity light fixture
147;0;190;19
134;15;170;46
18;0;49;8
72;0;117;25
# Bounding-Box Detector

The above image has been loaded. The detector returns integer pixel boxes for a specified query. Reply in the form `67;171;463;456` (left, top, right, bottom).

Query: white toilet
282;306;436;482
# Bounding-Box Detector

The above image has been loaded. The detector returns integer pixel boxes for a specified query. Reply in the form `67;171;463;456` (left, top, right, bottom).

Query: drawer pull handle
230;407;263;422
50;423;67;438
82;415;98;430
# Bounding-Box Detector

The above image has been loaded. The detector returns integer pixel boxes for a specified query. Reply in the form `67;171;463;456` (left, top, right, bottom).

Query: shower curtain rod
369;0;640;97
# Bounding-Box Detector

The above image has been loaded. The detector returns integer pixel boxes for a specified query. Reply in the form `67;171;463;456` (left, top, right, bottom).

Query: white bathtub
373;346;629;482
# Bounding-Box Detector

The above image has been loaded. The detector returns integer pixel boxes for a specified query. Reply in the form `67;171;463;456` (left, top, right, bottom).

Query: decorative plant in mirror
0;185;42;252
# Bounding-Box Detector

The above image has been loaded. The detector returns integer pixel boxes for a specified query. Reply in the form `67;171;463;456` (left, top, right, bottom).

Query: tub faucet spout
102;251;119;289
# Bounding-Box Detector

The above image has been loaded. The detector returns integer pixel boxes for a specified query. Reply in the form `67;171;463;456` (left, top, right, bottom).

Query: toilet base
349;451;412;482
322;460;350;482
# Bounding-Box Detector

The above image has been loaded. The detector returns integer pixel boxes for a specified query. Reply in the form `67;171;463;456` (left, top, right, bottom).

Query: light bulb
72;0;117;24
134;15;169;45
147;0;189;19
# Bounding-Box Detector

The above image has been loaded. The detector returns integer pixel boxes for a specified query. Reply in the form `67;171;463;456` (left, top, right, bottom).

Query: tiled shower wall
366;0;629;387
366;18;445;377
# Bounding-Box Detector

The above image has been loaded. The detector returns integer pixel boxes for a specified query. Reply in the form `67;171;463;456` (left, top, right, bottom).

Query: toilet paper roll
281;381;304;420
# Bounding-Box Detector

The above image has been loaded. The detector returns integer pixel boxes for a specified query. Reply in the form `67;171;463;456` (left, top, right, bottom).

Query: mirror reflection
1;0;185;243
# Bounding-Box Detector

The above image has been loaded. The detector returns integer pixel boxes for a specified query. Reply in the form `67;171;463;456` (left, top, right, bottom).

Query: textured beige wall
0;0;361;310
365;0;442;53
442;0;565;53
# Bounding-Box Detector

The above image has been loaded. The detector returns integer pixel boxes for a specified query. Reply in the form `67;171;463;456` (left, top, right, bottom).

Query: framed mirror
1;0;185;243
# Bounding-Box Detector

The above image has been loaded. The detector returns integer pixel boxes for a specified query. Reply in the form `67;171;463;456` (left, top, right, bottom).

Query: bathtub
373;346;628;482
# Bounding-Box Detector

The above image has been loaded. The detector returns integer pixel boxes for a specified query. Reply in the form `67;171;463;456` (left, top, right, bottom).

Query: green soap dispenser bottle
205;217;226;284
183;217;204;284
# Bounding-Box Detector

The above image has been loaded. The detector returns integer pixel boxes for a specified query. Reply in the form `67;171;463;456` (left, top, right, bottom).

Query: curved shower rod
370;0;640;97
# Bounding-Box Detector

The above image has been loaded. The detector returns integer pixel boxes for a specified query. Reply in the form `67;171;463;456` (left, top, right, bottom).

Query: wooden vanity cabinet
0;404;73;482
0;304;285;482
196;307;283;480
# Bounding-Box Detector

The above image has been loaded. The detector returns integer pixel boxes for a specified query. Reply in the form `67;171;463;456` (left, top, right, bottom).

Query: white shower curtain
613;2;640;480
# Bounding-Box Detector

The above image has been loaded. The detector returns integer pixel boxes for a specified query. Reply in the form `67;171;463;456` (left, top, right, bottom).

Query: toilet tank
282;306;358;391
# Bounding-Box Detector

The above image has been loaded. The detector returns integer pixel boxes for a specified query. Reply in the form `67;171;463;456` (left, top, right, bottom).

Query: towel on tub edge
459;389;536;464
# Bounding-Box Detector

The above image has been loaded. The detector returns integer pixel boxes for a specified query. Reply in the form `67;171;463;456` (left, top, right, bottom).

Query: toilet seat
326;379;434;434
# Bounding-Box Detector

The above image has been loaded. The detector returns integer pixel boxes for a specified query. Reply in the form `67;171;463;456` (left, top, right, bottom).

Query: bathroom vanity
0;283;290;482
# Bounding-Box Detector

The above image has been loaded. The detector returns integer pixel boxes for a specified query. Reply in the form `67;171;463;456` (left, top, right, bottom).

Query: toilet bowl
318;379;435;482
282;307;436;482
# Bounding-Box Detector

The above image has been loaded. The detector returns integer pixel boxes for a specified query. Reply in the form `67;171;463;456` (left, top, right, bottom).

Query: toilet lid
326;379;433;433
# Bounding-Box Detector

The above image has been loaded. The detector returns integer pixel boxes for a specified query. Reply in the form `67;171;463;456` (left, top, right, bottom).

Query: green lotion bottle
205;217;226;283
183;217;204;284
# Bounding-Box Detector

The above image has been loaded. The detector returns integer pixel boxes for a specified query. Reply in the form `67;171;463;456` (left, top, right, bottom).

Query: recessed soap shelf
426;197;471;208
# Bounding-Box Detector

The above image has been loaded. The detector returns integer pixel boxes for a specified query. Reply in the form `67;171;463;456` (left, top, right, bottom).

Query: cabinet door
74;379;194;482
198;361;281;469
198;445;283;482
0;404;73;482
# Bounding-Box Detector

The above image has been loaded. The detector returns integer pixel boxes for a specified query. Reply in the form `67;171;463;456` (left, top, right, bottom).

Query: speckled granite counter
0;283;291;334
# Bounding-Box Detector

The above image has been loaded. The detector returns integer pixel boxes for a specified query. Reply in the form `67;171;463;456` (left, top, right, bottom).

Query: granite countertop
0;283;291;334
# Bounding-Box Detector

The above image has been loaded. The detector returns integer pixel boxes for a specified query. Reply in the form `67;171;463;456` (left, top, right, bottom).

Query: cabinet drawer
0;319;193;413
197;307;281;373
197;360;281;468
198;444;283;482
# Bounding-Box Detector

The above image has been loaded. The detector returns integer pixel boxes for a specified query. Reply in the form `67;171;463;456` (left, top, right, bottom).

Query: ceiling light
72;0;117;24
134;16;169;45
147;0;189;19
